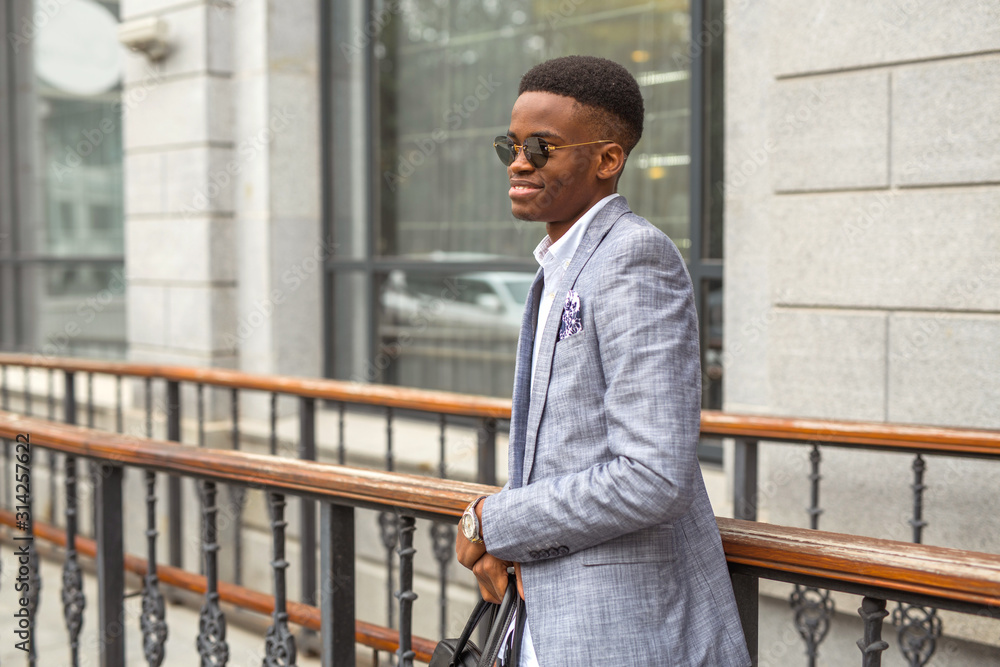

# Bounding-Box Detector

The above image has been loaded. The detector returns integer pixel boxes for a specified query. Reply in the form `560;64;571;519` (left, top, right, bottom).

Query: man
456;56;750;666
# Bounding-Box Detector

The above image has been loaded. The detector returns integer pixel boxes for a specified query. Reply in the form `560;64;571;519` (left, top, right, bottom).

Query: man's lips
509;181;543;200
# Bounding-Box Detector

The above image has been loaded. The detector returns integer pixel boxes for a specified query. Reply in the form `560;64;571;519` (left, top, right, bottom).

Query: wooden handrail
3;353;1000;457
0;411;492;520
3;409;1000;614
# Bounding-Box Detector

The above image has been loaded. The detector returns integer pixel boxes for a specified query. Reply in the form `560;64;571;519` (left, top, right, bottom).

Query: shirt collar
532;193;620;269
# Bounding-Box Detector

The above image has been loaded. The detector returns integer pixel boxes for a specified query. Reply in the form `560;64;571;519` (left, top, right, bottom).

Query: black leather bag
430;571;525;667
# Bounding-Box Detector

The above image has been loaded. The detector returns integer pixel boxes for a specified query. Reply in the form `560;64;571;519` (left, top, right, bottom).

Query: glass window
329;0;695;398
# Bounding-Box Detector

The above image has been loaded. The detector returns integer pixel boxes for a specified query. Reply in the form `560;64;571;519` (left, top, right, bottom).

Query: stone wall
724;1;1000;663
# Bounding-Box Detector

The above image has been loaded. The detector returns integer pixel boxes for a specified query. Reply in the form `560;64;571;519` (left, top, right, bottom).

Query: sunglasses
493;136;614;168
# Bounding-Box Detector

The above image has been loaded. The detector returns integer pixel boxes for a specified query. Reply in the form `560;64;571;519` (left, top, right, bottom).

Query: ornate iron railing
1;354;1000;665
0;410;998;667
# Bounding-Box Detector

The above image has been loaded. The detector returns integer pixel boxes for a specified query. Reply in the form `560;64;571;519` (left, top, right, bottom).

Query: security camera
117;17;170;61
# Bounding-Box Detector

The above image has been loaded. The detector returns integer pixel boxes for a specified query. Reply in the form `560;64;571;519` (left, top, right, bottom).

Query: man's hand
472;553;513;604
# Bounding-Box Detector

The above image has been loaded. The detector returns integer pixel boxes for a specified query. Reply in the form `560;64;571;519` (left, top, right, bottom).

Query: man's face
504;91;606;226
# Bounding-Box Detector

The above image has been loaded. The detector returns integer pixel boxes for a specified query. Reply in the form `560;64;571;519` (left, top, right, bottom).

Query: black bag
430;571;525;667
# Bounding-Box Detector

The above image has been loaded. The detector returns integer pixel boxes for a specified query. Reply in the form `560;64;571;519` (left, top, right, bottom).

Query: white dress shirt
504;193;620;667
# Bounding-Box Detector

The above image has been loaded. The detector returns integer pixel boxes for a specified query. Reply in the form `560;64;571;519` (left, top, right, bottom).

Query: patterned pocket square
559;289;583;341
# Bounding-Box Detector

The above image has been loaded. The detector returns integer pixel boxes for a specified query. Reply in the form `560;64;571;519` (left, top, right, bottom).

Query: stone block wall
724;1;1000;663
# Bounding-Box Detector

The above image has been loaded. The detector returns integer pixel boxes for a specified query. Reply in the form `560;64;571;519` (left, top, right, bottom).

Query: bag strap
448;597;493;666
508;597;527;667
476;572;520;667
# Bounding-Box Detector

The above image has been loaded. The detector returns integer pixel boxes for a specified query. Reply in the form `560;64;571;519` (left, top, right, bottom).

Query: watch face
461;511;475;539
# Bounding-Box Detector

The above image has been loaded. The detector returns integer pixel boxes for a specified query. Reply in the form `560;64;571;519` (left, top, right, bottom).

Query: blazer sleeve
482;226;702;563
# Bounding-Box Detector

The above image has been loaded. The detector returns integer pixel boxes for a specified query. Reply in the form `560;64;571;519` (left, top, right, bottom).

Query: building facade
2;0;999;663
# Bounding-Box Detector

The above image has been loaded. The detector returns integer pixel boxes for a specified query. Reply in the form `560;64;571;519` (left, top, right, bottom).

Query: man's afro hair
518;55;644;154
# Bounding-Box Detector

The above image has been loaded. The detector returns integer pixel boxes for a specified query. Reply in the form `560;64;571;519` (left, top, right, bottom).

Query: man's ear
596;143;627;182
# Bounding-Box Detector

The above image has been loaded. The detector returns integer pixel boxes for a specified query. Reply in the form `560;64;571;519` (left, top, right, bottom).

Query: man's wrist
462;495;488;545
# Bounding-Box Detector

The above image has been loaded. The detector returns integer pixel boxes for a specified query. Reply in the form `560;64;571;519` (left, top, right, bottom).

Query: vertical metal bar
197;384;205;447
733;438;759;521
140;471;167;666
857;597;889;667
230;387;245;586
166;380;182;570
64;371;76;425
396;516;417;667
477;417;497;486
300;397;318;619
63;455;84;667
385;406;394;472
270;392;278;455
197;481;229;664
48;367;57;525
730;572;758;667
909;454;927;544
807;444;823;530
115;375;123;433
321;502;356;667
337;402;346;465
264;492;297;666
95;463;125;667
431;414;453;639
86;372;95;428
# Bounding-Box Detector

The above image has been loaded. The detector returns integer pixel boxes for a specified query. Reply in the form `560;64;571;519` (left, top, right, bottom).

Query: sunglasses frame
493;136;614;168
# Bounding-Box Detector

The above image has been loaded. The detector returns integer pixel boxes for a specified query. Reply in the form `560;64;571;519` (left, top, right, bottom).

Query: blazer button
529;550;539;560
558;546;569;555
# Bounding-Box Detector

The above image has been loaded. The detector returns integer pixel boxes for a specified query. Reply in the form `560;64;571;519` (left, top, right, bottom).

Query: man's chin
511;205;545;223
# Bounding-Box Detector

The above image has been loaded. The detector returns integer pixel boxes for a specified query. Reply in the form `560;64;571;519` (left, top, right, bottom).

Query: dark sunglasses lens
523;137;548;168
494;137;515;166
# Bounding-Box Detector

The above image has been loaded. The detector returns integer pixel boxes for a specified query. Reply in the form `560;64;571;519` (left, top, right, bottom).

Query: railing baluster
857;597;889;667
198;480;230;665
431;414;454;639
791;443;834;667
892;454;942;666
62;455;85;667
140;471;168;666
300;397;318;633
320;502;355;667
337;402;345;465
264;492;297;667
116;375;123;433
477;417;497;486
734;437;759;521
396;515;417;667
380;406;399;634
48;368;57;524
230;388;246;586
167;380;182;570
95;462;126;667
270;392;278;455
197;384;205;448
87;371;95;428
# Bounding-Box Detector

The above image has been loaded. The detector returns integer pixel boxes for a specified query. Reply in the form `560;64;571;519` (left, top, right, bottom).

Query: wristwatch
461;495;488;544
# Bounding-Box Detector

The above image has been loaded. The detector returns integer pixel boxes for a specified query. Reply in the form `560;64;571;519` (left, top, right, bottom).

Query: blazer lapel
508;269;543;489
521;196;631;485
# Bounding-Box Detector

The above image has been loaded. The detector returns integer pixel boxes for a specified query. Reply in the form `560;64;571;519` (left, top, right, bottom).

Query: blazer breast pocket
581;524;676;566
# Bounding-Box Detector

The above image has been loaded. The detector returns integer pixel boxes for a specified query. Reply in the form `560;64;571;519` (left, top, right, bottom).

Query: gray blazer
482;197;751;666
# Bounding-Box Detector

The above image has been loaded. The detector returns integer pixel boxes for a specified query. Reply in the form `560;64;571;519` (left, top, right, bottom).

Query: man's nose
508;148;534;174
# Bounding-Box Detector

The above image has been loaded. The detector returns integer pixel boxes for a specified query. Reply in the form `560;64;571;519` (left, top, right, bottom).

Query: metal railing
0;410;998;667
1;353;1000;666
